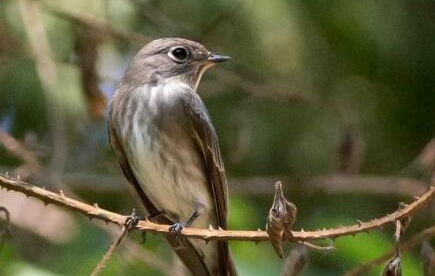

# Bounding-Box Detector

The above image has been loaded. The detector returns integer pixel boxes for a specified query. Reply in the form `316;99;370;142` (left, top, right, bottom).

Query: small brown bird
108;38;237;276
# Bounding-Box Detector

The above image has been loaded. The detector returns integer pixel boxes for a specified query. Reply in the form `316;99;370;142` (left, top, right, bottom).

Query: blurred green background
1;0;435;275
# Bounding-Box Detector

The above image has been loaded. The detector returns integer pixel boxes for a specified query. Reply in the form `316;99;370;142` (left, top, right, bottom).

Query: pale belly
127;122;219;269
127;122;215;229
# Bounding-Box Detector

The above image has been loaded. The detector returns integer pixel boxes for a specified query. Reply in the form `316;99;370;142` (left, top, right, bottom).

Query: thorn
17;175;20;180
93;203;100;209
218;227;223;231
414;196;420;200
357;220;363;226
208;225;214;231
257;228;262;231
59;190;64;197
5;172;8;176
301;228;305;233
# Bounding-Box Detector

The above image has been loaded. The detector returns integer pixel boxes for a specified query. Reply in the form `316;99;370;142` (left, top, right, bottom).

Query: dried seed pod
380;249;401;276
266;181;297;258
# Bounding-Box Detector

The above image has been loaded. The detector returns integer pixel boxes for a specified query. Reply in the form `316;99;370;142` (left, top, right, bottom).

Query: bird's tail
167;236;238;276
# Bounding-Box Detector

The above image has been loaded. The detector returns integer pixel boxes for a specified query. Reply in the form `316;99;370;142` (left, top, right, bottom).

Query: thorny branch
0;173;434;243
340;224;435;276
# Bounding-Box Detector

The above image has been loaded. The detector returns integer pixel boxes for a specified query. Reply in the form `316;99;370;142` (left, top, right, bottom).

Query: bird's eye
169;47;189;62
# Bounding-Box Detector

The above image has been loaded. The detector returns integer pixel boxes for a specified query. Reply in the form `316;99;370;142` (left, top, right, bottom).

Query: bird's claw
169;222;183;235
125;208;142;230
125;209;148;243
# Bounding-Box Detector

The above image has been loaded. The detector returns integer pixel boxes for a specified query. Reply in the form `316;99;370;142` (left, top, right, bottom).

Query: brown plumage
108;38;236;276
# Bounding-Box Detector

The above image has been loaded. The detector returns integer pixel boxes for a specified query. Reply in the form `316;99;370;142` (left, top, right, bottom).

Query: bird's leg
169;211;199;234
169;203;203;235
125;209;166;243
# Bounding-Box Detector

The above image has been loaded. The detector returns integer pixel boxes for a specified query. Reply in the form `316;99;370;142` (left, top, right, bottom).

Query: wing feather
182;91;237;276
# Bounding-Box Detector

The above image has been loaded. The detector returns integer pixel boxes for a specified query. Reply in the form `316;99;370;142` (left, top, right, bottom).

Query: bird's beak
207;52;231;63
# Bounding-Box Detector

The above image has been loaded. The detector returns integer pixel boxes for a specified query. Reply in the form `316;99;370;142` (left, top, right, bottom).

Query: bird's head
124;38;230;91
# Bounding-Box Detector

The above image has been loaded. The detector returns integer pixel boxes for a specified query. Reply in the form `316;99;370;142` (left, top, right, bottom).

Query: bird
108;38;237;276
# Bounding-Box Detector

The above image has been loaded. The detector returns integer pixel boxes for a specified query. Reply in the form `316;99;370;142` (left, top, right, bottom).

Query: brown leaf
266;181;297;258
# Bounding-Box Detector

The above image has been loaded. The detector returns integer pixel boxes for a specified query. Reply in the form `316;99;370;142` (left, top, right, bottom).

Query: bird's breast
122;84;213;226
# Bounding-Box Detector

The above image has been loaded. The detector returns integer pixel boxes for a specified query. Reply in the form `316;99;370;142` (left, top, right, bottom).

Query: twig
89;225;129;276
0;129;39;166
0;129;41;180
0;174;434;242
120;238;185;276
340;224;435;276
296;240;335;252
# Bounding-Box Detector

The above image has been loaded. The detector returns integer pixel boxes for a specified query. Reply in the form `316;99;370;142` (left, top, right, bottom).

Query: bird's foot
169;222;184;235
125;209;148;243
125;208;141;230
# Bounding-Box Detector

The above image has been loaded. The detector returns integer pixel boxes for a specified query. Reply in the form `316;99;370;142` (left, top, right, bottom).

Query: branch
89;225;129;276
0;174;434;242
340;224;435;276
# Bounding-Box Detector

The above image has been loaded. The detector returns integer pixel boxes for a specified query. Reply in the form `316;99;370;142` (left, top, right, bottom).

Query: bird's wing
182;91;228;228
182;91;238;276
108;107;211;276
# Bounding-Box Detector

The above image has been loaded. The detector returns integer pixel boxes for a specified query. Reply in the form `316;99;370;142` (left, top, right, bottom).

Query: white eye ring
168;46;189;63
